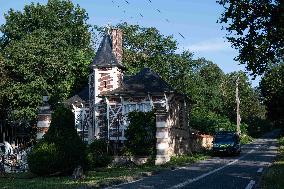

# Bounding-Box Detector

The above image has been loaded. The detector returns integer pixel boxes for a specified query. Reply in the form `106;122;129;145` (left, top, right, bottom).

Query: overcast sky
0;0;260;86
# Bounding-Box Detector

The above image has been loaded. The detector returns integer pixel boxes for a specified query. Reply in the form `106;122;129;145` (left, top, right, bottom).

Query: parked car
212;131;241;156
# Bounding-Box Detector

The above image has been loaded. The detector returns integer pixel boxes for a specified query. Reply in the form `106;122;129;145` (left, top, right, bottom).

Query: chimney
111;29;123;63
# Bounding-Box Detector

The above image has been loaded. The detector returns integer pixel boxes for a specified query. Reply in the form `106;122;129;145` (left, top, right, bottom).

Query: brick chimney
111;29;123;63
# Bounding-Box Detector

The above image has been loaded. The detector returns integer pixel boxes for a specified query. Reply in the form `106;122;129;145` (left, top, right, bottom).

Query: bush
28;106;87;176
124;111;156;156
88;139;112;168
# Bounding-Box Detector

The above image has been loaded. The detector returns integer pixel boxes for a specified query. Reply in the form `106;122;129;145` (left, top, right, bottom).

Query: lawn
259;136;284;189
0;153;207;189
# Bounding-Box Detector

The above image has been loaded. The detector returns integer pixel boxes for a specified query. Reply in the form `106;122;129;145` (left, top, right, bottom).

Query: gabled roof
90;35;124;69
101;68;175;96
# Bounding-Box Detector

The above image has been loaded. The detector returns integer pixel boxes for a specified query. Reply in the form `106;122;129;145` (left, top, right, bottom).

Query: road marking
245;180;255;189
257;168;263;173
167;149;255;189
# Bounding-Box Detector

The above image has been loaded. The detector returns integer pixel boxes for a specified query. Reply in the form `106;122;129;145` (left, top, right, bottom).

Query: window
104;81;107;88
124;102;152;114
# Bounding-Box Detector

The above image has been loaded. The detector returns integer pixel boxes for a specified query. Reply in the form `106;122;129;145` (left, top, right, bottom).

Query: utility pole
236;76;241;135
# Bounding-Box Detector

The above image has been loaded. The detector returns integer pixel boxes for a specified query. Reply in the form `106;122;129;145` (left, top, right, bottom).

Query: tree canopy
0;0;93;122
260;64;284;126
217;0;284;75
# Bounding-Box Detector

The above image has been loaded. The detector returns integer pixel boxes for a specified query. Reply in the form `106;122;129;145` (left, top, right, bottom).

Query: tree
260;64;284;126
222;72;265;122
0;54;10;119
27;106;87;176
0;0;94;123
217;0;284;75
188;60;267;134
125;111;156;156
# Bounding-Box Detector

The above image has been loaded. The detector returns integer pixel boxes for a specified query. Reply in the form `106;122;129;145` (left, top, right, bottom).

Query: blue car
212;131;241;156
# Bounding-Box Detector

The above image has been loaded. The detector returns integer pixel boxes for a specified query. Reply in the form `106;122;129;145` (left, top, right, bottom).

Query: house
66;28;191;163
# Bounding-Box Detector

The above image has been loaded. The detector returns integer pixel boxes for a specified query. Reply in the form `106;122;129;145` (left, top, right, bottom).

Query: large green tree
217;0;284;75
0;0;94;122
260;64;284;126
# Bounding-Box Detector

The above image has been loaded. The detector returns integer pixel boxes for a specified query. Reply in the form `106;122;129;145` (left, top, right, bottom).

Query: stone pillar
155;110;170;165
36;96;52;140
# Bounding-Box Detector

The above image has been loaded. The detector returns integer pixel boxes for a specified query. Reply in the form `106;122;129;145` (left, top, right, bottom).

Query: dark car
212;131;241;156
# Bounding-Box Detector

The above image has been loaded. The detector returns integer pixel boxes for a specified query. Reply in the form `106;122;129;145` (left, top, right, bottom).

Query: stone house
66;29;191;164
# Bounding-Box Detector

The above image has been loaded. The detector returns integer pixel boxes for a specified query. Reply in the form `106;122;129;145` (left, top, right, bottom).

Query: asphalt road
107;130;280;189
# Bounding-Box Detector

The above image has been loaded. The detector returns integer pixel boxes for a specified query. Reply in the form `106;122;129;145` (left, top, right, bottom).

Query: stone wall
190;133;213;153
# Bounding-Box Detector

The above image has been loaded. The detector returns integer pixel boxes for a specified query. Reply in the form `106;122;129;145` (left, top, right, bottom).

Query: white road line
167;149;255;189
257;167;263;173
245;180;256;189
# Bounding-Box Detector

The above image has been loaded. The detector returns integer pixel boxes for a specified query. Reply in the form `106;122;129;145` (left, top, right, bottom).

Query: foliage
217;0;284;75
222;71;266;122
246;117;273;137
190;108;248;134
88;139;113;168
165;153;208;167
0;53;11;119
189;61;265;135
125;111;156;156
27;142;60;175
260;64;284;127
0;0;93;123
191;60;225;114
240;134;254;144
28;106;87;176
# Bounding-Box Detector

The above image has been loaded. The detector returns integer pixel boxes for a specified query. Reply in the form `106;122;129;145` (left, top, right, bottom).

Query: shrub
88;139;112;168
27;142;59;175
28;106;87;176
124;111;156;156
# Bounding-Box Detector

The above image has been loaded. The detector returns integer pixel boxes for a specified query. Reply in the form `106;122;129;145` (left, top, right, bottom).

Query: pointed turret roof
90;35;124;69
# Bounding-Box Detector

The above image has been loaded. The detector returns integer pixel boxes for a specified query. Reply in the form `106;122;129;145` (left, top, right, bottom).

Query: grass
0;153;207;189
259;136;284;189
162;153;208;167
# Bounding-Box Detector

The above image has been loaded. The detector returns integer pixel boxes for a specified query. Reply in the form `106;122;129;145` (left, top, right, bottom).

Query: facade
67;29;191;163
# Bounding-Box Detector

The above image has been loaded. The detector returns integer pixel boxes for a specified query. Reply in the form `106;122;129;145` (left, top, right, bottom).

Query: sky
0;0;260;86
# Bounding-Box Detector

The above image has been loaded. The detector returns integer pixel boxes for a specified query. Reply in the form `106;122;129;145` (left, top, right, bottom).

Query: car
212;131;241;156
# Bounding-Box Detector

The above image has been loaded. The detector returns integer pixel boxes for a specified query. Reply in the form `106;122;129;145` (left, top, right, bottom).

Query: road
107;130;280;189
